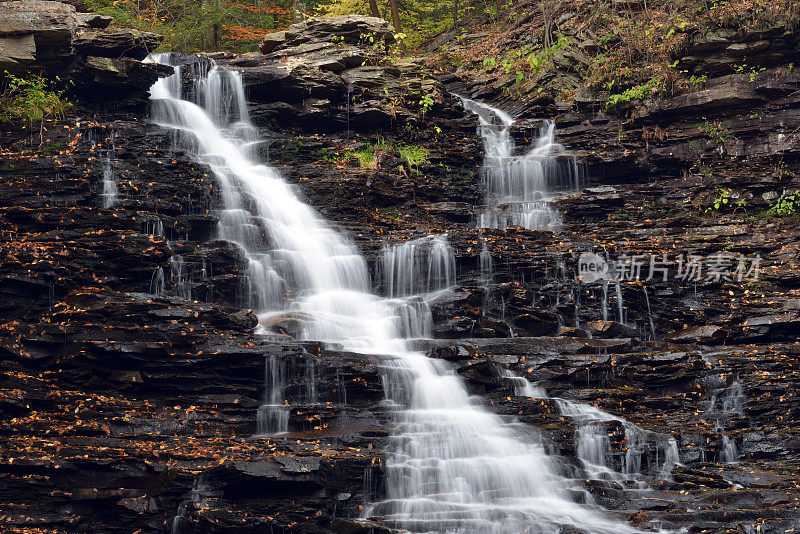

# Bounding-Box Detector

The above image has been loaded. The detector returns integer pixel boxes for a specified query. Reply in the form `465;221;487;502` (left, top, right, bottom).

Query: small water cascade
614;281;626;324
171;477;211;534
720;435;739;463
707;382;746;415
305;355;318;404
479;238;493;281
100;149;118;208
169;255;192;299
144;218;165;238
643;286;657;340
147;54;643;533
498;367;548;398
556;398;680;481
256;354;289;435
459;97;582;231
150;266;166;296
380;234;456;297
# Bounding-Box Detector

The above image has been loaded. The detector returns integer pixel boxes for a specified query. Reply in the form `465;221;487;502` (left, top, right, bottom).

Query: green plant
606;77;662;110
734;63;766;82
701;120;733;154
396;143;429;167
689;74;708;88
705;188;745;214
349;138;428;170
418;94;434;116
1;72;71;123
767;192;799;216
351;146;376;168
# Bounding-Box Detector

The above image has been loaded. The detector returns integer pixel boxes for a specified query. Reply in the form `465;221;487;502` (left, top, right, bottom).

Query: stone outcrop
0;0;166;108
242;16;435;132
260;15;395;53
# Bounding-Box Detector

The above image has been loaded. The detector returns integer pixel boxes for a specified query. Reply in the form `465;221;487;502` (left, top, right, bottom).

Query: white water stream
459;97;582;231
147;54;642;533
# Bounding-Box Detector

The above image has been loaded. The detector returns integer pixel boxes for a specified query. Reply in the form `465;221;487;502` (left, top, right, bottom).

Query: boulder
76;12;113;29
0;0;77;70
259;30;286;54
82;56;173;95
278;15;395;50
0;0;168;107
587;320;639;338
75;28;162;60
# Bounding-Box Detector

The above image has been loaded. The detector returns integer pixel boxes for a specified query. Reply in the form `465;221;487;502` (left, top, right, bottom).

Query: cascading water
256;355;289;435
380;234;456;297
97;131;118;209
459;97;582;231
147;54;641;533
556;398;680;482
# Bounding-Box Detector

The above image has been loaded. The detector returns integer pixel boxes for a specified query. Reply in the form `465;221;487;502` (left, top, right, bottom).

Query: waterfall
555;398;680;482
498;367;548;398
99;139;118;209
720;435;739;463
256;355;289;435
146;53;640;533
707;382;746;415
170;255;192;299
380;234;456;297
459;97;582;231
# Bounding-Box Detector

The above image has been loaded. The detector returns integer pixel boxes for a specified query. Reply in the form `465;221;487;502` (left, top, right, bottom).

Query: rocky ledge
0;0;170;109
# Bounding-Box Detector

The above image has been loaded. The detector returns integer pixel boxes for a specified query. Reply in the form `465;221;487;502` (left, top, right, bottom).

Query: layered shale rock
0;0;168;108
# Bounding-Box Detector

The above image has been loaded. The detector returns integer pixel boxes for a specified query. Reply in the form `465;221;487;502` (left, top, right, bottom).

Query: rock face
261;15;395;53
244;16;430;132
0;0;166;108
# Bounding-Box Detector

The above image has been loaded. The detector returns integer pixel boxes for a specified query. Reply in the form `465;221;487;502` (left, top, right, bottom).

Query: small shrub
606;77;662;110
705;188;745;214
767;192;799;217
0;72;71;123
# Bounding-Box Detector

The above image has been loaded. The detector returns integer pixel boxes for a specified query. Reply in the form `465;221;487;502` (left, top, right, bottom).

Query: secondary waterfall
147;54;639;533
380;234;456;298
460;97;582;231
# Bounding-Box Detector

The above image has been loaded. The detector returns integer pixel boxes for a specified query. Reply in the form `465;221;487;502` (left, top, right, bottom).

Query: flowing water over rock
380;234;456;297
147;53;640;534
459;97;583;231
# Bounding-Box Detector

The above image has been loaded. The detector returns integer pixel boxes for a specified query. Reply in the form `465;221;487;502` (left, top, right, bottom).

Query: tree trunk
291;0;306;23
388;0;406;52
541;0;553;48
369;0;380;18
453;0;459;29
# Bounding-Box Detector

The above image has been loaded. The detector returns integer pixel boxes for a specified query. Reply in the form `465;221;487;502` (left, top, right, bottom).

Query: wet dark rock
667;325;727;344
587;320;639;339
